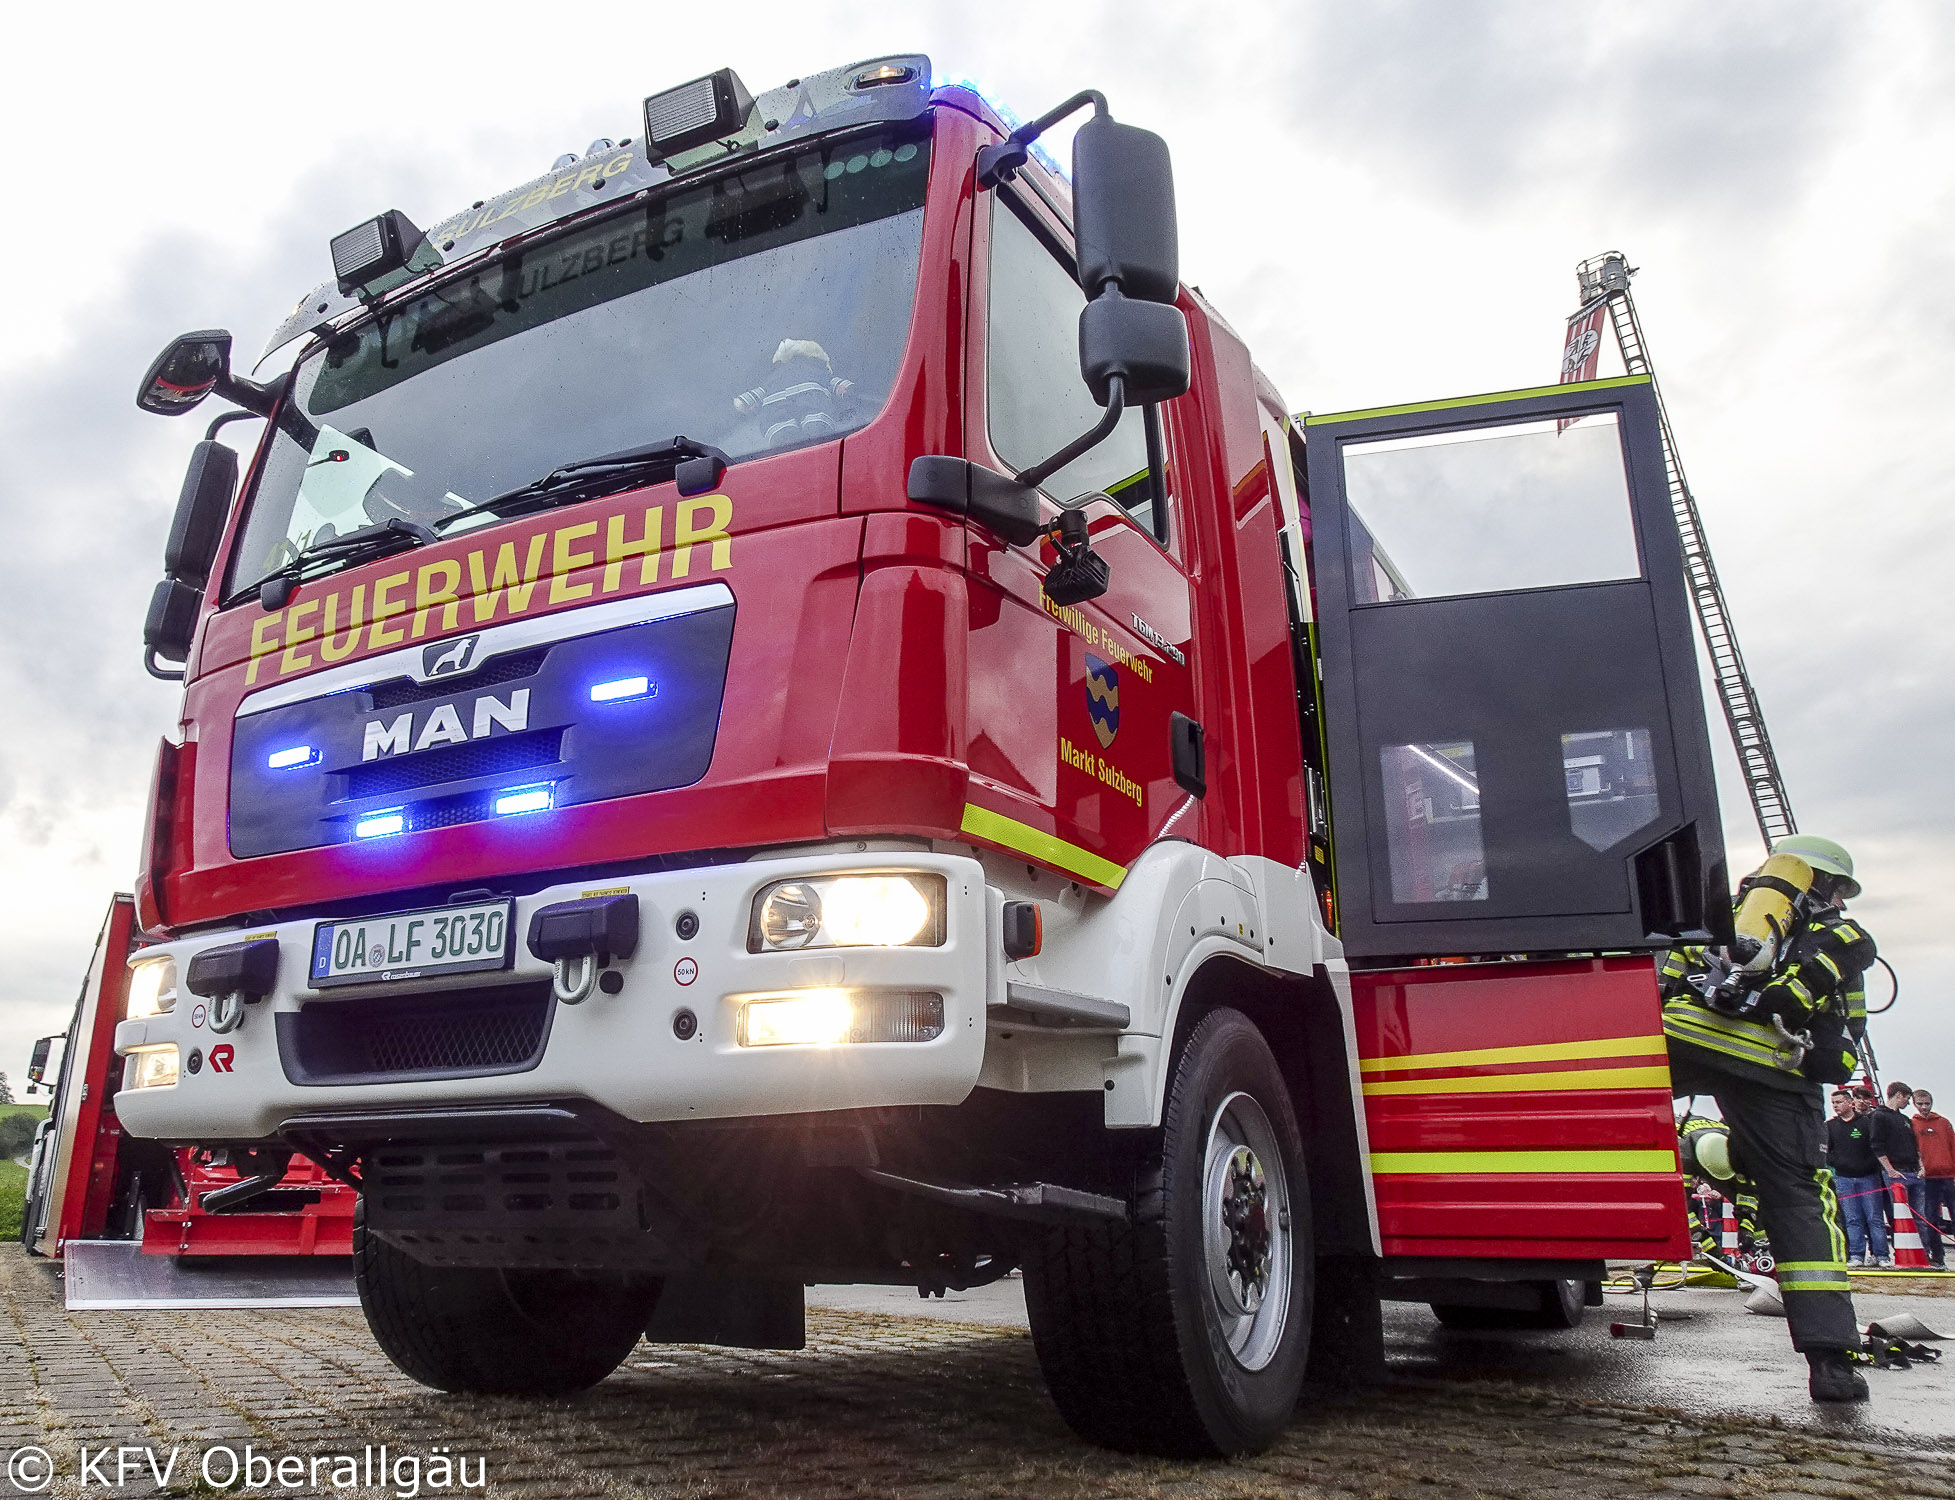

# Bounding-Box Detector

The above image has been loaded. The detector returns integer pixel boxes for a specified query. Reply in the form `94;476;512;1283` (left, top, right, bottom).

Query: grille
363;1139;662;1269
278;981;552;1086
366;649;548;710
345;728;563;799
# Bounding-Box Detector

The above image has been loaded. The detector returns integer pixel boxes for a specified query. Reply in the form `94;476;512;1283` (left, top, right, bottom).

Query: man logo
1085;654;1120;750
423;634;482;679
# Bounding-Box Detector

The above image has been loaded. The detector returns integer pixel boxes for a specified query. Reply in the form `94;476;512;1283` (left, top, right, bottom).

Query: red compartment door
1353;955;1690;1261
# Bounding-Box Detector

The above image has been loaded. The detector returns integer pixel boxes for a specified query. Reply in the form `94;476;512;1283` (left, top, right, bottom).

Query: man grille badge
423;634;482;679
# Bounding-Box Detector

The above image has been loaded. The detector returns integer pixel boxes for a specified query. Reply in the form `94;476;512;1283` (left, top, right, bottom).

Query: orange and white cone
1720;1198;1741;1258
1890;1181;1931;1269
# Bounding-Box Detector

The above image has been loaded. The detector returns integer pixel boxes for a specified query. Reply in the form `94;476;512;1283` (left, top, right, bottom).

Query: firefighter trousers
1671;1047;1858;1351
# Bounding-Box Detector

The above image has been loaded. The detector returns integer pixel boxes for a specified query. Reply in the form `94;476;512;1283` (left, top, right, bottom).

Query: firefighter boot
1807;1349;1870;1403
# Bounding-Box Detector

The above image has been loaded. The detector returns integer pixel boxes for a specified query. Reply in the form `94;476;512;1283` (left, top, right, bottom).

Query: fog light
125;956;178;1019
741;990;853;1047
124;1044;179;1090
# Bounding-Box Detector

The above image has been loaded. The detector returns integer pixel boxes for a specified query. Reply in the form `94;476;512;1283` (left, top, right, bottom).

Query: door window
1343;413;1640;602
1562;727;1660;850
1379;740;1487;904
986;198;1158;526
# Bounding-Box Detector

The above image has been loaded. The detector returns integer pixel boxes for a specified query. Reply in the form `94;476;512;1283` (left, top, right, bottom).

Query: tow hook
527;893;640;1005
185;939;281;1035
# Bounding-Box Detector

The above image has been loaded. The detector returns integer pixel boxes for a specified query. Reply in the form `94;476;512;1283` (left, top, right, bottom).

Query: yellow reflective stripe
958;803;1126;890
1361;1034;1665;1074
1369;1148;1675;1175
1777;1261;1850;1272
1363;1064;1670;1097
1302;374;1651;426
1779;1279;1854;1292
1663;1007;1792;1067
1818;1168;1849;1264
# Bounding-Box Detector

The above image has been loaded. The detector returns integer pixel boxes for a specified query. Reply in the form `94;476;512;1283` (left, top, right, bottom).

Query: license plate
310;900;514;988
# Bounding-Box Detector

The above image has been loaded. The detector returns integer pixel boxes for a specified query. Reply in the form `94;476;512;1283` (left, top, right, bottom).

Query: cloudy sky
3;2;1951;1096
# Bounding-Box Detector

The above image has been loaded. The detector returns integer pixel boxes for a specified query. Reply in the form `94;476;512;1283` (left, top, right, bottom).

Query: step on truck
114;55;1721;1456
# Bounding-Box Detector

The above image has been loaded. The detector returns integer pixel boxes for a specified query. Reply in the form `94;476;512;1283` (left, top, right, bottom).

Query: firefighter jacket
1660;909;1875;1091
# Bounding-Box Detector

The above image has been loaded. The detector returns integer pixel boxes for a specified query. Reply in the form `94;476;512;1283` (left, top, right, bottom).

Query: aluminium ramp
62;1241;358;1310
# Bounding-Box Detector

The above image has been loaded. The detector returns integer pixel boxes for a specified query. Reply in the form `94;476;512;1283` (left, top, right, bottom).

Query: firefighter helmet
1679;1115;1736;1182
1771;835;1859;898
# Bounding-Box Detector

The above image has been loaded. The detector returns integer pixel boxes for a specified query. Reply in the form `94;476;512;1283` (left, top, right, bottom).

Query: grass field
0;1103;48;1240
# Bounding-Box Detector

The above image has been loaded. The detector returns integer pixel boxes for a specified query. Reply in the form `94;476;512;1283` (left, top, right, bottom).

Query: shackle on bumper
185;938;281;1034
527;894;640;1005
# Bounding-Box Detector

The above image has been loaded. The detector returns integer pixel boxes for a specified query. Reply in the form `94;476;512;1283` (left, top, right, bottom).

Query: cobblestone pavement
4;1247;1954;1500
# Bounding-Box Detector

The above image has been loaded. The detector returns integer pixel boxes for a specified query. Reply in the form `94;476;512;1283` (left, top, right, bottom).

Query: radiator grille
278;981;552;1086
344;728;563;799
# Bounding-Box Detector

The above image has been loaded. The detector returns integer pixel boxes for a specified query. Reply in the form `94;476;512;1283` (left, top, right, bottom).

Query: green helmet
1679;1116;1736;1182
1771;834;1860;898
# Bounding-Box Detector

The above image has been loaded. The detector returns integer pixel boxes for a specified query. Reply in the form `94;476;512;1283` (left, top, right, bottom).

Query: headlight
749;874;945;952
125;957;178;1018
123;1044;179;1090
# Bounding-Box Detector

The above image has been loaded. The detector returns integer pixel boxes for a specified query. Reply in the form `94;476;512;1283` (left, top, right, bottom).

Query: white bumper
114;852;991;1143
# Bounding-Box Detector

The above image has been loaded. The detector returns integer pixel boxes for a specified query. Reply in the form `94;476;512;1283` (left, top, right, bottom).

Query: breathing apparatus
1679;852;1822;1023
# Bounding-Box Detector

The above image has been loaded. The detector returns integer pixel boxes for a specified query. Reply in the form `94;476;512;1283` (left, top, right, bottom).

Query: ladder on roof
1573;252;1796;848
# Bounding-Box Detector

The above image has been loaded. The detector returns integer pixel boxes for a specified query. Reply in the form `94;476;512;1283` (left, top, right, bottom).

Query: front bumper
114;851;991;1144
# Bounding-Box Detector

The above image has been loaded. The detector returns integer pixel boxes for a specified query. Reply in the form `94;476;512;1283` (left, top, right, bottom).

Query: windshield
228;126;931;596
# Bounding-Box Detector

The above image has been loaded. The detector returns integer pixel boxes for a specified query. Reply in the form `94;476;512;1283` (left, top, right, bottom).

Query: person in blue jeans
1826;1086;1889;1264
1875;1080;1945;1265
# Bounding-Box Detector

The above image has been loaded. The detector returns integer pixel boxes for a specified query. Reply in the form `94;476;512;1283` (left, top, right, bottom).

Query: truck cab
114;56;1722;1456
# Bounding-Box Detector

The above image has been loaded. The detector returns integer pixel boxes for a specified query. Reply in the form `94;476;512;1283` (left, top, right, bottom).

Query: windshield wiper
436;436;730;532
242;517;437;609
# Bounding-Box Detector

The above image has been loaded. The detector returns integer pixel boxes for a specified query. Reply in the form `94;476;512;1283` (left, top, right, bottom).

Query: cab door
1304;378;1727;957
959;184;1198;891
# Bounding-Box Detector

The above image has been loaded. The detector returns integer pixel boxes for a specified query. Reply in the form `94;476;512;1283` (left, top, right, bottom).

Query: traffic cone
1890;1181;1931;1269
1720;1198;1741;1258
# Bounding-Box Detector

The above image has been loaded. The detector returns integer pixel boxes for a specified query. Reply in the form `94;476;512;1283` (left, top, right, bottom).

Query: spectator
1829;1086;1890;1265
1910;1087;1954;1267
1874;1081;1944;1267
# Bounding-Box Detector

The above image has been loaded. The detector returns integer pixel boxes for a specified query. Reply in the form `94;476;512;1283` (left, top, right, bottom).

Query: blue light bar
494;784;554;816
354;810;406;839
589;675;652;703
267;745;319;770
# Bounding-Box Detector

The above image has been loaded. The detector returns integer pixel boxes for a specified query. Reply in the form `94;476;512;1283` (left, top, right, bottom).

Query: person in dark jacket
1661;835;1876;1402
1827;1085;1889;1266
1874;1081;1943;1266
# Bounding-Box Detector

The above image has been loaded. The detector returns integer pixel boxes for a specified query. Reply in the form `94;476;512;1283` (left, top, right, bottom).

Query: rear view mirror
164;440;239;589
136;329;276;418
1072;117;1179;304
137;330;234;416
28;1036;53;1085
1080;294;1189;406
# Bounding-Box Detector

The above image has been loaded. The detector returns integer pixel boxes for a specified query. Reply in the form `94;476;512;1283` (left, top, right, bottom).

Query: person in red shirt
1913;1088;1954;1266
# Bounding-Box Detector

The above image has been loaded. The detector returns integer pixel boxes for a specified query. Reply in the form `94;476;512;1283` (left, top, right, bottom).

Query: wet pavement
814;1273;1955;1448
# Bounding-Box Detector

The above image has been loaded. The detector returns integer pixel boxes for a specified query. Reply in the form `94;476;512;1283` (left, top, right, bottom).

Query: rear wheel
354;1201;661;1394
1023;1008;1312;1457
1430;1277;1588;1331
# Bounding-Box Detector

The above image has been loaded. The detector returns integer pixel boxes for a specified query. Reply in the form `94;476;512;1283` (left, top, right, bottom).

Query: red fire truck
21;895;355;1301
111;56;1723;1454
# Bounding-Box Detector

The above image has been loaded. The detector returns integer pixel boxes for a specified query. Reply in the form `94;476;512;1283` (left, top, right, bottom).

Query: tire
1023;1008;1312;1457
354;1200;661;1394
1430;1277;1587;1331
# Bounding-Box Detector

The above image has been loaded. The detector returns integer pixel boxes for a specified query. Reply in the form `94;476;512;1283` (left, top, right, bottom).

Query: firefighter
1659;834;1876;1403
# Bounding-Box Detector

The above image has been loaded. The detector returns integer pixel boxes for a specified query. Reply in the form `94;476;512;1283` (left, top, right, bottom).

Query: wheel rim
1201;1090;1292;1371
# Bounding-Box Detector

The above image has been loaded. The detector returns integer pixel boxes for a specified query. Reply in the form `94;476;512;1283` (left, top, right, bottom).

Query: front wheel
1024;1008;1312;1457
354;1201;661;1394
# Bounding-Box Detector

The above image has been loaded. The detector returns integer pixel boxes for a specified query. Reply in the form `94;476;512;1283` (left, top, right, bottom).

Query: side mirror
1072;117;1179;304
137;330;234;416
28;1037;52;1085
1080;294;1189;406
164;440;239;589
907;457;1044;546
136;329;276;417
144;578;203;680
